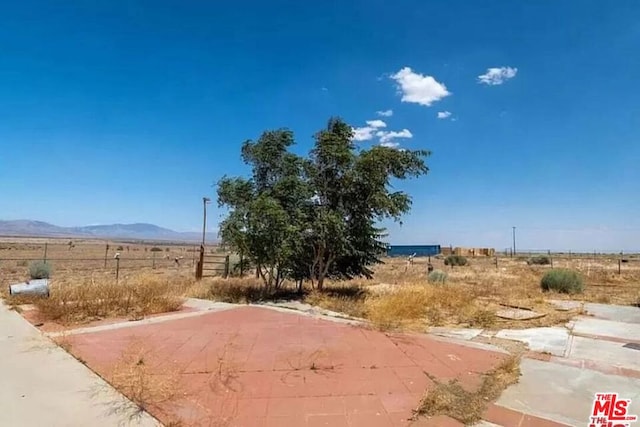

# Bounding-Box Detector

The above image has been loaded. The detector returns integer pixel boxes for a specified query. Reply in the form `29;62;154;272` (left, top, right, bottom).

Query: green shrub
540;269;584;294
116;245;124;251
29;261;51;279
428;270;448;284
444;255;468;267
528;255;551;265
150;247;163;252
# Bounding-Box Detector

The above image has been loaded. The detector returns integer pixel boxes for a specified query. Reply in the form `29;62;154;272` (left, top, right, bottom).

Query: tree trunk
317;254;334;292
275;268;282;289
257;264;269;288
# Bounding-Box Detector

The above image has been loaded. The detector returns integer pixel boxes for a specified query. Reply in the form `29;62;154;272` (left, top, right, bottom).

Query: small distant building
441;246;495;257
387;245;441;257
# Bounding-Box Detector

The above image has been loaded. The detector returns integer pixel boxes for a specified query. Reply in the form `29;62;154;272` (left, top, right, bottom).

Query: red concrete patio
63;306;509;426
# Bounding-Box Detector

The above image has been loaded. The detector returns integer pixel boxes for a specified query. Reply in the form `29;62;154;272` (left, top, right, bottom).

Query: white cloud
353;118;412;148
365;119;386;128
390;67;451;106
376;109;393;117
437;111;452;119
352;119;388;141
477;66;518;85
380;141;400;148
376;129;413;143
352;126;376;141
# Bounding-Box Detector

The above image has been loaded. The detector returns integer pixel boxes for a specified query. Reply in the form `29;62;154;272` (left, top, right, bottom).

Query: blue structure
387;245;441;257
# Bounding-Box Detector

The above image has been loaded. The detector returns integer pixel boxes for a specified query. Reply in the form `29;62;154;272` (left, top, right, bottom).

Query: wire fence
0;241;230;284
434;249;640;276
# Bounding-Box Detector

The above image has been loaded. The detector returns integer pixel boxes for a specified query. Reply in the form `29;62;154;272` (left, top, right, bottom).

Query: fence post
195;245;204;280
104;244;109;268
115;253;120;285
239;252;244;277
224;255;230;279
43;243;48;264
550;256;554;268
495;256;498;270
618;259;622;275
152;251;156;269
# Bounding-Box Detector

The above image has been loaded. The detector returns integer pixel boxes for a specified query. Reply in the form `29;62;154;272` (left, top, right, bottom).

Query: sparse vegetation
416;355;521;425
150;247;162;252
428;269;447;284
33;273;184;324
541;269;584;294
444;255;468;267
528;255;551;265
29;260;51;279
2;240;639;332
109;340;181;413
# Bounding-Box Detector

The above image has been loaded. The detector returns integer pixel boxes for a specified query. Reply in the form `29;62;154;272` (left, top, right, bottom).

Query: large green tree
304;118;429;289
217;129;310;289
217;118;429;290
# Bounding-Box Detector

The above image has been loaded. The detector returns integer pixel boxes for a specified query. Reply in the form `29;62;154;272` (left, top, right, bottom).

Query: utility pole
202;197;210;247
512;226;516;258
197;197;211;280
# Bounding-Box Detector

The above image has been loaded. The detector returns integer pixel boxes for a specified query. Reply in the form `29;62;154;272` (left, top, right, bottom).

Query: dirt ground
2;239;639;333
3;239;638;426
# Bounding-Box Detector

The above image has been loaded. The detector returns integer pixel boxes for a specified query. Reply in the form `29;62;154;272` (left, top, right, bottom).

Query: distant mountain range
0;220;208;243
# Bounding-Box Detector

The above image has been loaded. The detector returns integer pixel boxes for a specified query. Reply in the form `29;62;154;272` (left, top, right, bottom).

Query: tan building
441;246;495;257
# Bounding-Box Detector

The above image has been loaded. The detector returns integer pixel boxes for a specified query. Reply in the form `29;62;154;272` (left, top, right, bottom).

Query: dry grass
363;284;498;331
331;255;640;331
3;240;638;333
304;285;368;318
26;272;185;324
416;355;521;424
109;340;182;414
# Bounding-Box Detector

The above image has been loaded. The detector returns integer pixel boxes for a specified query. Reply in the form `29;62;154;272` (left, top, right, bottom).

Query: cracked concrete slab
496;358;640;427
571;316;640;342
568;336;640;371
494;327;570;356
256;301;363;325
496;308;545;320
583;302;640;324
548;300;583;311
428;327;484;341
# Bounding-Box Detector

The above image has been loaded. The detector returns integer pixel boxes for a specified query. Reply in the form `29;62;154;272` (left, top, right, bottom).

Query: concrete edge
426;333;510;354
0;300;162;426
45;302;238;337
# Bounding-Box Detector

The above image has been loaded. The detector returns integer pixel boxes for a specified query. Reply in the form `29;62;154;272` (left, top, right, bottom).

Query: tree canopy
217;117;429;290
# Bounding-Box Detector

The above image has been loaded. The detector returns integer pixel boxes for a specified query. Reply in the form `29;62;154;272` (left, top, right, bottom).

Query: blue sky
1;1;639;251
